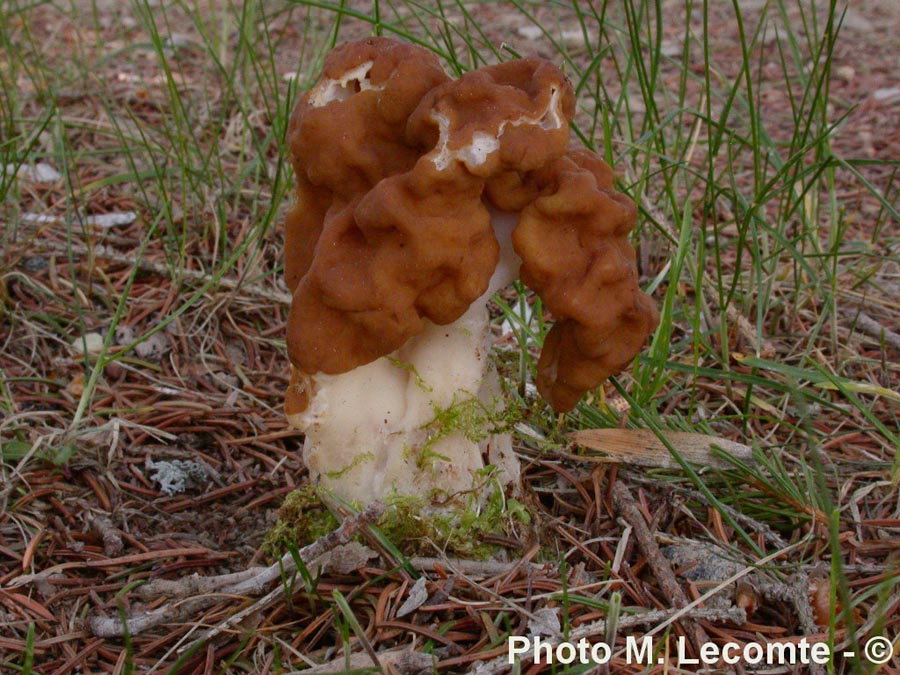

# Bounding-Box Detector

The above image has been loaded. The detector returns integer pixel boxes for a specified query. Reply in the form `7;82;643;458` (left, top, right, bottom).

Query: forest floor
1;1;898;673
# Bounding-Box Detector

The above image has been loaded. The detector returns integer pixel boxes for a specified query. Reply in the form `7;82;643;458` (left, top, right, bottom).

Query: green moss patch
378;485;531;559
267;478;532;560
416;394;518;471
264;484;340;554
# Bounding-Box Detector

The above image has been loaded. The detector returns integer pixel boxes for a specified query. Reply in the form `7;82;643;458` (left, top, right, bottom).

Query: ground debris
293;647;433;674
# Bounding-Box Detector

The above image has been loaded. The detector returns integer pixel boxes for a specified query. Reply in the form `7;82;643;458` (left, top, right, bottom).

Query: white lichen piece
146;458;211;496
6;161;62;184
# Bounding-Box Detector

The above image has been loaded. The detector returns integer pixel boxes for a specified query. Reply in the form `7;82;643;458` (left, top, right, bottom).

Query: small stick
854;311;900;351
610;480;714;659
136;567;267;599
288;646;434;675
408;557;549;578
86;512;124;558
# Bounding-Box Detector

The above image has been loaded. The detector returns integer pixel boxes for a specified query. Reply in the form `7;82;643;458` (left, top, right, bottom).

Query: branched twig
88;502;385;638
633;477;788;548
135;566;266;599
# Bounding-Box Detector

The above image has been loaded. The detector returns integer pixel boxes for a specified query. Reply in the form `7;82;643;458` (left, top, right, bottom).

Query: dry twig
853;311;900;351
610;480;716;659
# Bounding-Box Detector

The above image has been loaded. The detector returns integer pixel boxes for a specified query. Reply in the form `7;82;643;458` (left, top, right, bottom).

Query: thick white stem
289;304;511;503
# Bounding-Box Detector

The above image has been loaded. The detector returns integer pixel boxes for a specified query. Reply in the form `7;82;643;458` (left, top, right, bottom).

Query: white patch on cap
308;61;384;108
429;86;565;172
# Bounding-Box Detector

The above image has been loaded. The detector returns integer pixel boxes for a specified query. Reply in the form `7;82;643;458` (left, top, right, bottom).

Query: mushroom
284;38;658;505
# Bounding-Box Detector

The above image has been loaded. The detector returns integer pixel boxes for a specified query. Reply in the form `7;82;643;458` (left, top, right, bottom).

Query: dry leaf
527;606;561;638
67;372;85;397
321;542;377;575
295;647;432;674
397;576;429;618
569;429;753;469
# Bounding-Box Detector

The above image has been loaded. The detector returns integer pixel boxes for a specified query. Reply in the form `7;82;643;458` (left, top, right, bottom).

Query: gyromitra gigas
284;38;658;505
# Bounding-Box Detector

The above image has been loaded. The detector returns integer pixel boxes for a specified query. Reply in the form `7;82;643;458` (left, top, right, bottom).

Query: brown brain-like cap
407;57;575;177
286;41;575;377
512;149;659;412
283;38;449;292
287;158;499;374
285;38;657;411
